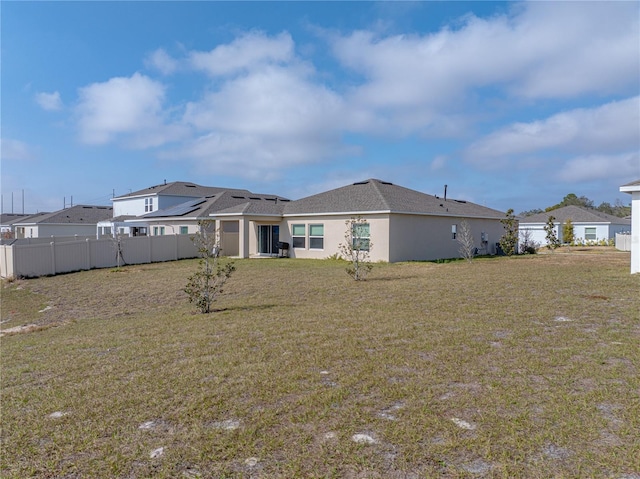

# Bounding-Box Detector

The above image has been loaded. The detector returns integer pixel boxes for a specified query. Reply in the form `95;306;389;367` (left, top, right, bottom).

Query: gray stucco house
13;205;113;239
210;179;507;262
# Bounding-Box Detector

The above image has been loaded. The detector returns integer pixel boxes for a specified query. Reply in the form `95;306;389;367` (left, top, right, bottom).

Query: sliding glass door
258;225;279;255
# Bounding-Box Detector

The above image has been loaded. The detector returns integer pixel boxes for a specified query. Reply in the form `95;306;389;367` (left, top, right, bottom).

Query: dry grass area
1;250;639;478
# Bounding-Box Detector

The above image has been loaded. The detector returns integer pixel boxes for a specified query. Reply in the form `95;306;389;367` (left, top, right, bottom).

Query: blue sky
2;1;639;215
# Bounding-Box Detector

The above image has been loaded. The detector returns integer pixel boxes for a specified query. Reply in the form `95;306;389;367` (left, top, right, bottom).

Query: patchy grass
1;251;639;478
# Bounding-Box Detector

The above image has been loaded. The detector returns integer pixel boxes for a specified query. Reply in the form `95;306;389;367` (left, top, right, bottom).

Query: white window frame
309;224;324;250
352;223;370;252
292;224;306;248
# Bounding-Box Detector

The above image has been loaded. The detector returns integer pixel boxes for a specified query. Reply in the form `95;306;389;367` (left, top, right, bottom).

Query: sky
2;1;639;215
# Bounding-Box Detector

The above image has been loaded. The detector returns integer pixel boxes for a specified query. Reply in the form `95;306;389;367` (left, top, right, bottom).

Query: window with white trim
585;227;596;241
180;226;188;235
352;223;370;252
309;224;324;249
451;224;457;240
145;197;154;212
292;224;306;248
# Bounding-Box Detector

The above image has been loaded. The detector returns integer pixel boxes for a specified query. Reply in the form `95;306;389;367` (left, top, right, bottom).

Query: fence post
86;238;91;270
50;242;56;275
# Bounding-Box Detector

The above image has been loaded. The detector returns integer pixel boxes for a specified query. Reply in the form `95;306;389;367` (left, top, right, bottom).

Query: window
119;228;125;235
153;226;165;236
145;197;154;212
103;226;111;236
292;224;306;248
451;224;457;240
353;223;370;251
180;226;189;235
309;224;324;249
585;227;597;241
153;226;158;236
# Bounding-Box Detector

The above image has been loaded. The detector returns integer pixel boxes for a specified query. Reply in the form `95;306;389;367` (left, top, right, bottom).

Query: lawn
1;250;639;478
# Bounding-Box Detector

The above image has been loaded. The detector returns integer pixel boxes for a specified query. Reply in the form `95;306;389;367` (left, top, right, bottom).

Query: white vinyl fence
616;233;632;251
1;235;198;279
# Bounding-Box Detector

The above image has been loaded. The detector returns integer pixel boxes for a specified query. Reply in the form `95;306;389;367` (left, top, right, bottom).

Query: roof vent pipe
444;185;448;201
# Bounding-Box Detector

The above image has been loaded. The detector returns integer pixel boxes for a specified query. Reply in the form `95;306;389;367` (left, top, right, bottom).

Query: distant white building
519;205;631;247
13;205;112;239
620;179;640;274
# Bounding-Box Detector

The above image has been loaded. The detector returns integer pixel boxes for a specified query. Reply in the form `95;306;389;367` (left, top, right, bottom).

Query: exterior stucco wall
281;214;391;262
389;214;504;262
520;222;628;245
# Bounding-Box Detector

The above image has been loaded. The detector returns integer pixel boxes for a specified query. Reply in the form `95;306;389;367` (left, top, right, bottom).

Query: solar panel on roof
144;198;208;217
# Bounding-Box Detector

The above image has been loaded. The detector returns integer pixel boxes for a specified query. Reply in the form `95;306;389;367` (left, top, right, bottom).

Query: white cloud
75;72;186;147
466;96;640;161
172;40;350;177
430;155;447;171
557;152;640;183
329;2;638;134
1;138;36;161
35;91;63;111
558;151;640;183
189;31;294;77
145;48;178;75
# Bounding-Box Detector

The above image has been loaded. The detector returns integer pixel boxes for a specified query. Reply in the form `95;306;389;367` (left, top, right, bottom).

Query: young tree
339;217;373;281
457;219;475;262
544;215;560;250
519;228;538;254
109;227;126;269
562;218;575;245
499;209;518;256
184;220;235;313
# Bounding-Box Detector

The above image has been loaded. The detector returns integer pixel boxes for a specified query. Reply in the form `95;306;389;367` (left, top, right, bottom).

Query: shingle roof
620;179;640;192
520;205;630;225
621;179;640;187
13;205;113;225
139;191;289;220
282;179;505;218
0;213;45;226
211;200;287;216
114;181;251;199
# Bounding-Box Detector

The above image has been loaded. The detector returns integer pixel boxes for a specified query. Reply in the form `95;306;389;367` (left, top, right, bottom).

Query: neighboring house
13;205;113;239
111;181;253;217
620;179;640;274
210;179;508;262
124;191;290;251
1;213;43;239
519;205;631;246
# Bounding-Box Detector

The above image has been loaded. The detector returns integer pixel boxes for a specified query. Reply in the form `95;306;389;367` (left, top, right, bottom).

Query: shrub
184;221;235;314
499;209;518;256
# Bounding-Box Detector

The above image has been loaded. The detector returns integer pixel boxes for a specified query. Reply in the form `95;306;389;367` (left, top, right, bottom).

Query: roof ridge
368;179;391;210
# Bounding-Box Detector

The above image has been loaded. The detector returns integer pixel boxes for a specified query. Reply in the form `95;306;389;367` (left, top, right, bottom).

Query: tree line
519;193;631;218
